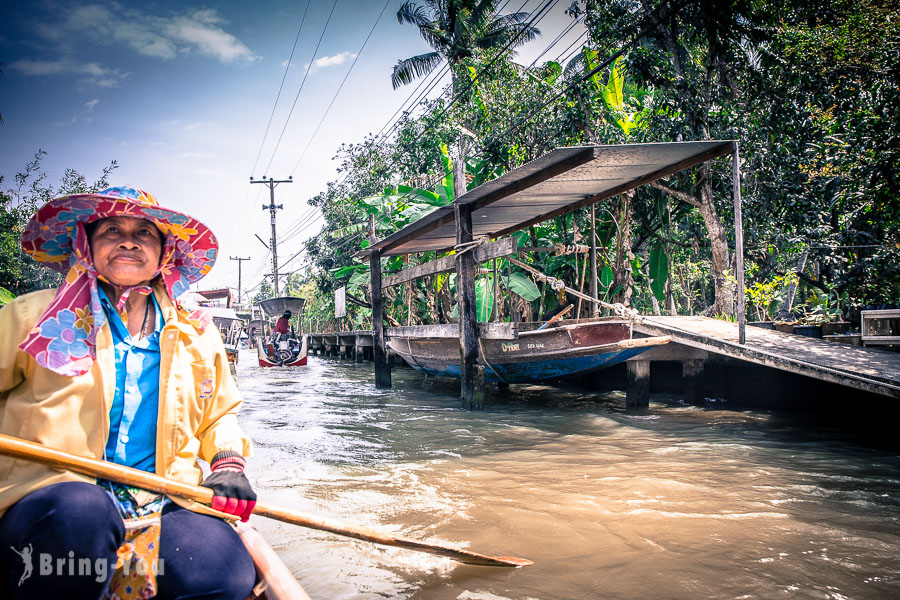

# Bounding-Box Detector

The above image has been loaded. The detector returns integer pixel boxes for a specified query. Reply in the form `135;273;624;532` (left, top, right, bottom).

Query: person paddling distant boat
272;309;291;342
0;186;257;599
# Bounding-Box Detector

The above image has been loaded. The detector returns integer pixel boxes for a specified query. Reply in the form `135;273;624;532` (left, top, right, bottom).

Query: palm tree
391;0;541;90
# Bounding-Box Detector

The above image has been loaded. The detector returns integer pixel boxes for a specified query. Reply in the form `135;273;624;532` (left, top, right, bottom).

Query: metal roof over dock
370;141;736;257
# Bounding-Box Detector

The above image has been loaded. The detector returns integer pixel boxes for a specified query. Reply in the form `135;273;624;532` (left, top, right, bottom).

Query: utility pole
250;175;292;296
229;256;251;305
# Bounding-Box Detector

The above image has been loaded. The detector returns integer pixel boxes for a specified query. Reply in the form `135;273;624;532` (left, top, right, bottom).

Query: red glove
201;452;257;522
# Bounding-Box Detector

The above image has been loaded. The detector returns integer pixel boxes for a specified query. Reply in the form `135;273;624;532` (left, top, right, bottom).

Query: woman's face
89;216;163;287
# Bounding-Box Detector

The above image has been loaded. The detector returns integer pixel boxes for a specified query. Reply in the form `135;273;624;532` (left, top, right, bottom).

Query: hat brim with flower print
18;186;217;376
21;185;217;284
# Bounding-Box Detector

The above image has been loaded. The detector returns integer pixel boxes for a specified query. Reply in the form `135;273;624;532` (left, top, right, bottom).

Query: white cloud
84;99;100;111
30;4;259;67
10;58;128;87
307;52;357;73
164;9;257;63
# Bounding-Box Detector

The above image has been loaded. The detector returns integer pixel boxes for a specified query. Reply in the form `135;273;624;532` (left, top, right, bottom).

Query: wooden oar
537;303;574;330
0;434;532;568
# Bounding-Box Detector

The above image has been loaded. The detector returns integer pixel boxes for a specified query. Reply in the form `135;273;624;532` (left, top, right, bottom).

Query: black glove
201;452;256;522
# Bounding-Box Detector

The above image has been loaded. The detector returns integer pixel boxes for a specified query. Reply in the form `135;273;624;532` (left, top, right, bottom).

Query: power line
289;0;393;177
262;0;340;176
286;0;571;269
250;0;312;177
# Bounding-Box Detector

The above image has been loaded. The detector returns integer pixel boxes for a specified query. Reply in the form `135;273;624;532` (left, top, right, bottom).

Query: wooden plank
382;238;517;288
370;231;391;389
635;315;900;398
463;148;597;212
456;203;478;409
386;322;517;340
490;142;736;240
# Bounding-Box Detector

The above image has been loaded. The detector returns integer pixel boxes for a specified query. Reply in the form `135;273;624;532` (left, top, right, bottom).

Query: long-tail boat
387;318;669;383
255;296;308;368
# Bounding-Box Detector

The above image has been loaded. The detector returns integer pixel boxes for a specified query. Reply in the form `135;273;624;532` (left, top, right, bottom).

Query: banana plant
584;50;649;137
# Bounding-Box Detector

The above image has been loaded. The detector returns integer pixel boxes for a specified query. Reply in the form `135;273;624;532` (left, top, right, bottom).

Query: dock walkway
635;316;900;399
306;316;900;401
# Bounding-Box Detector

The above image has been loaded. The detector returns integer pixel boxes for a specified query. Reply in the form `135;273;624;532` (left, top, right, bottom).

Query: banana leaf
649;245;669;302
502;272;540;301
475;275;494;322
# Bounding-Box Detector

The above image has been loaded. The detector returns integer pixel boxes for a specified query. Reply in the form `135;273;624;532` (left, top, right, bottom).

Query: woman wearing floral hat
0;187;257;599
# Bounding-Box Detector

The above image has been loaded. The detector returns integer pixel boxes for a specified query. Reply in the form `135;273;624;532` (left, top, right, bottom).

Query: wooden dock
307;317;900;404
634;316;900;399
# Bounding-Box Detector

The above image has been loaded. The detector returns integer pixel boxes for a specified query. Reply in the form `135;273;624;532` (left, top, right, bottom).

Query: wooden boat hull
257;336;308;367
388;320;669;383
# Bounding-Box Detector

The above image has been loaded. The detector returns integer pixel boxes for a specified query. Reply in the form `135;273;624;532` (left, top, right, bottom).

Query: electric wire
262;0;340;176
250;0;312;177
272;0;574;286
289;0;393;177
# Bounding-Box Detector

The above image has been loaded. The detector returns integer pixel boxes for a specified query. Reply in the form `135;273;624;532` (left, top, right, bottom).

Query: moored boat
206;305;244;375
388;318;669;383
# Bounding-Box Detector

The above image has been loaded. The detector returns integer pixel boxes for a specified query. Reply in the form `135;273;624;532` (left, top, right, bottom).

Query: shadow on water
235;352;900;600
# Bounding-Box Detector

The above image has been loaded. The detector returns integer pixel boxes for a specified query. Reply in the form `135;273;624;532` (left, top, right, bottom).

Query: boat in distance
387;318;670;383
255;296;309;368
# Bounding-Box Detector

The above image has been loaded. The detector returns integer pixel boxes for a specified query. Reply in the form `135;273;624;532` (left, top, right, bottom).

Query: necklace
139;299;152;339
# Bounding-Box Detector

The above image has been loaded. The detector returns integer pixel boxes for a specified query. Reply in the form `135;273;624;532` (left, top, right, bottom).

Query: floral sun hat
18;186;217;376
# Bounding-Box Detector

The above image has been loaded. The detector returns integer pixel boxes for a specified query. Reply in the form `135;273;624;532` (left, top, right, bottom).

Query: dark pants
0;482;256;600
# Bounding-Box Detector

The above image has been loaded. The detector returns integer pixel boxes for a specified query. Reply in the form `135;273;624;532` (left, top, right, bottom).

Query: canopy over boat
204;306;241;321
257;296;307;318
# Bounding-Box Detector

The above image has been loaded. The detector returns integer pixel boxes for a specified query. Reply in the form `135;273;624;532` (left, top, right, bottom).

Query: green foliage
252;278;274;305
1;151;117;296
391;0;541;90
475;275;493;322
0;286;14;306
746;272;797;321
291;0;898;329
503;272;540;301
648;245;669;302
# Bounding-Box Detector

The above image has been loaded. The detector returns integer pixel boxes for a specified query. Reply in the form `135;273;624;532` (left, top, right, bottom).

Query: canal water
235;352;900;600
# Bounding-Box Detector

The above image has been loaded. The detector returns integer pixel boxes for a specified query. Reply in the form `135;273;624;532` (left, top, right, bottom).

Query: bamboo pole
0;434;532;568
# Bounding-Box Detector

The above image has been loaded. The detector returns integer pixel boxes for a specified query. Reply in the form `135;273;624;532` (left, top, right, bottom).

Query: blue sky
1;0;582;296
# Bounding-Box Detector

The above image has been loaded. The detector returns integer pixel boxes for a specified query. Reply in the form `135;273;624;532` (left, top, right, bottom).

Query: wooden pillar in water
455;202;480;409
355;336;364;363
626;360;650;409
682;359;705;405
369;215;391;389
733;142;746;344
589;204;599;318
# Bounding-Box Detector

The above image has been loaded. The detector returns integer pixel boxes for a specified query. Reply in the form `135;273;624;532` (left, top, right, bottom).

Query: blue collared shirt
99;288;163;473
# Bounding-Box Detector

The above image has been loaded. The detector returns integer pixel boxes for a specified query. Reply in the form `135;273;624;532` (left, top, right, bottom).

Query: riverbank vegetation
291;0;898;332
2;1;897;324
0;151;117;304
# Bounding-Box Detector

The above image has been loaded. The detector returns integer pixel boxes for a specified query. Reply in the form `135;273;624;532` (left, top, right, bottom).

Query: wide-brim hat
20;186;217;284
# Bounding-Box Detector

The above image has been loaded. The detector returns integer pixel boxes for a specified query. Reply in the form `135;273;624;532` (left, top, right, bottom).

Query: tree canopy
295;0;898;332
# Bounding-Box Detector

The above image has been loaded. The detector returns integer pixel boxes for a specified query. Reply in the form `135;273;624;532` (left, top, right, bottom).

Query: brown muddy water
235;351;900;600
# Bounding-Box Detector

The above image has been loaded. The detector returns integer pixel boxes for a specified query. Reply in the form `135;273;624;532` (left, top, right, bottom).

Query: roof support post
455;203;481;409
369;215;391;389
589;204;599;317
733;142;746;344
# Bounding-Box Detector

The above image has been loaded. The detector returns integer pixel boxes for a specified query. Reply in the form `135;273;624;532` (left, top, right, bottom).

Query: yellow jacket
0;284;252;517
